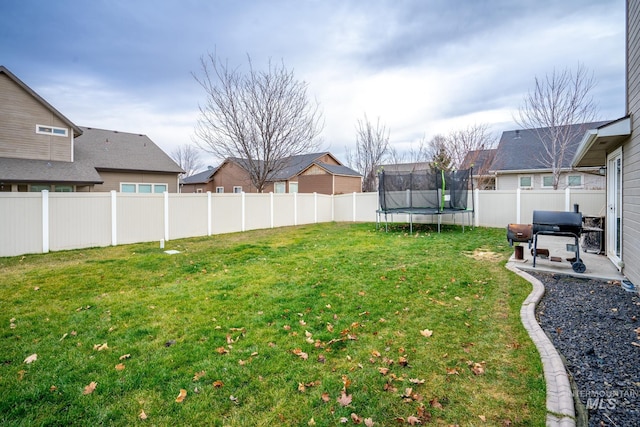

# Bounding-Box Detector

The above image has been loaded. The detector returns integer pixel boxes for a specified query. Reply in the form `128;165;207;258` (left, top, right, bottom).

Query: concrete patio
509;233;625;282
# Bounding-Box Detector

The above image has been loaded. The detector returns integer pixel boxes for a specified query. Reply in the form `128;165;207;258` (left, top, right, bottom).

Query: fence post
352;192;357;222
164;192;170;241
294;192;298;226
42;190;49;253
474;189;480;227
516;188;521;224
241;192;246;232
565;188;571;211
207;191;212;236
314;192;318;223
111;190;117;246
270;192;274;228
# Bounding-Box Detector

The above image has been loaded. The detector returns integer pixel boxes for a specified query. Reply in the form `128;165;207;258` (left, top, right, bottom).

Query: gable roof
0;66;83;137
489;121;612;173
181;167;218;184
75;127;184;174
460;149;497;173
301;162;361;177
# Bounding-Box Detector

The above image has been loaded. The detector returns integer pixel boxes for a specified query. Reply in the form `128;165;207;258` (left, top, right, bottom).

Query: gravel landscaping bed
532;272;640;426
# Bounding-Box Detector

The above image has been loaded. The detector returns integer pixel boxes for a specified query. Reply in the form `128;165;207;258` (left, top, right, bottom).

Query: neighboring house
377;162;433;173
0;66;183;192
180;152;362;195
571;0;638;287
460;149;497;190
489;122;610;190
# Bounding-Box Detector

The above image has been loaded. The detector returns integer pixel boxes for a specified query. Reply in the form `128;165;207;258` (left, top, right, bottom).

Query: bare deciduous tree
193;52;323;192
446;123;495;169
171;144;204;178
515;64;598;189
346;114;390;192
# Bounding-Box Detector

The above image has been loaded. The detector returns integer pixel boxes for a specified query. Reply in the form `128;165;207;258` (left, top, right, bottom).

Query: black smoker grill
532;210;585;273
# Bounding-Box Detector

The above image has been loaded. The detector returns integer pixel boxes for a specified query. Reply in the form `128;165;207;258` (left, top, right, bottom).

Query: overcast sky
0;0;626;169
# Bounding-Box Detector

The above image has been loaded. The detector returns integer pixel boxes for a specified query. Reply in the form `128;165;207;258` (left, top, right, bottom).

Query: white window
120;183;168;193
233;186;243;193
567;175;582;187
138;184;152;193
154;184;167;193
518;176;533;189
274;182;286;193
541;175;554;188
196;188;203;193
36;125;68;137
216;187;224;193
30;184;51;192
121;184;136;193
289;182;298;193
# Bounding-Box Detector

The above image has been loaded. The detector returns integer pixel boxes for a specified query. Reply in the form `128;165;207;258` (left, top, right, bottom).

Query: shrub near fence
0;189;604;257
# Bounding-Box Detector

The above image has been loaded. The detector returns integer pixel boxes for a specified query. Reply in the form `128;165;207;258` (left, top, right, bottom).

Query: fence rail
0;189;605;257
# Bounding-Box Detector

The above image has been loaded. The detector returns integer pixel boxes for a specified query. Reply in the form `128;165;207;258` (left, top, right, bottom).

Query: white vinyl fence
0;189;604;257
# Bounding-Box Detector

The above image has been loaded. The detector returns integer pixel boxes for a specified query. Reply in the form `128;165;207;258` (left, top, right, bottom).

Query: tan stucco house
0;66;183;192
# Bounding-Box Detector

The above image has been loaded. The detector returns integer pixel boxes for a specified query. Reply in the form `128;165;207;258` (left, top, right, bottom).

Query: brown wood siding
334;175;362;194
93;171;179;192
0;74;73;162
180;182;216;193
211;162;258;193
299;174;333;194
624;0;640;286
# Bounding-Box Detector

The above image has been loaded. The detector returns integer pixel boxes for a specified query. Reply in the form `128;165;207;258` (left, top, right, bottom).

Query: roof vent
514;130;521;139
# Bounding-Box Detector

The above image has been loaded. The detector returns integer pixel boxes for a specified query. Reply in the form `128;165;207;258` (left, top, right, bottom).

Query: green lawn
0;223;545;426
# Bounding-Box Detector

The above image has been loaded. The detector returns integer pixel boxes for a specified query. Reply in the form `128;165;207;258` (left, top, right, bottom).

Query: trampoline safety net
378;168;472;213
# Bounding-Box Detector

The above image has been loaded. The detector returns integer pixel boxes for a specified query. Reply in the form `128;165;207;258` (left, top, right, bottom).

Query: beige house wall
93;170;179;192
0;74;73;162
495;171;605;190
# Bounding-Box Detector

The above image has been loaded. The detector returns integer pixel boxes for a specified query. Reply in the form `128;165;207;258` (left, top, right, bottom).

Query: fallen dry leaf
93;343;108;351
407;415;422;425
115;363;125;371
119;353;131;360
83;381;97;395
298;382;307;393
351;412;362;423
193;370;206;381
430;397;443;409
175;389;187;403
17;370;26;380
420;329;433;338
337;391;353;406
321;392;330;402
446;367;459;375
479;415;486;422
213;380;224;388
409;378;425;384
23;353;37;364
139;410;148;420
364;418;375;427
308;417;316;426
215;346;229;355
378;367;390;376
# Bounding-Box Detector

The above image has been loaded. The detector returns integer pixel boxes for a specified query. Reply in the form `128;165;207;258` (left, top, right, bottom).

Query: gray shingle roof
75;127;184;173
311;162;361;177
490;121;612;172
461;149;497;173
181;167;217;184
0;156;103;184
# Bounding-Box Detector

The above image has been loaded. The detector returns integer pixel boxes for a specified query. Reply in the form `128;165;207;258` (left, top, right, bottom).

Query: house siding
0;74;73;162
213;162;258;193
93;171;179;192
624;0;640;286
496;171;604;190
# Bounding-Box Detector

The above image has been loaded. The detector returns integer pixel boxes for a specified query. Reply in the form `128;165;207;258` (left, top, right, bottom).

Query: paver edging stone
506;262;576;427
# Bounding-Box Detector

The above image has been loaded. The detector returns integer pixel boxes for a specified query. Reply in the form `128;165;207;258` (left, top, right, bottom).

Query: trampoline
376;168;474;233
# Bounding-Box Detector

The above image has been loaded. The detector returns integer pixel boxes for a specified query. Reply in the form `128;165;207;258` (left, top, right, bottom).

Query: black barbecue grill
532;210;585;273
